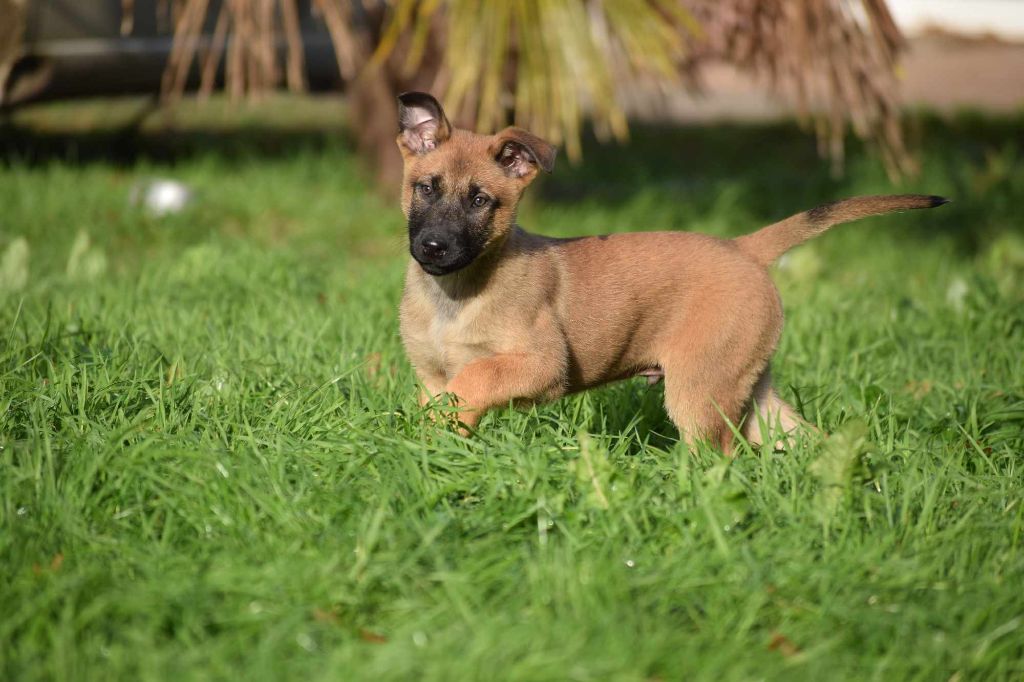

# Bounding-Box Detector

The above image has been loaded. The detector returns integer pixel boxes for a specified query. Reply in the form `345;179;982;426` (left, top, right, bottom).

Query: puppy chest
428;316;496;376
400;285;504;378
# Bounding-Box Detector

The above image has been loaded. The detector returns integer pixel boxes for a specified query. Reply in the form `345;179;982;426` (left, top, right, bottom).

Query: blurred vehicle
2;0;342;106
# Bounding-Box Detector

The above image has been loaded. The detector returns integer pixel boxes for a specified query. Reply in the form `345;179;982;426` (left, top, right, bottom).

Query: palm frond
377;0;693;160
150;0;914;181
0;0;27;106
683;0;913;178
159;0;309;103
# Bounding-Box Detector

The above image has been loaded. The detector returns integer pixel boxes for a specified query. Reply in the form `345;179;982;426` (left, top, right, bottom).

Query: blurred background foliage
3;0;912;188
160;0;911;185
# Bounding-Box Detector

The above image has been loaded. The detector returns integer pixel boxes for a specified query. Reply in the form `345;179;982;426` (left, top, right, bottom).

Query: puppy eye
417;183;433;196
472;194;489;207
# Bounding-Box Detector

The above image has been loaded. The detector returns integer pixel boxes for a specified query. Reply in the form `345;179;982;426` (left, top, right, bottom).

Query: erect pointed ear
397;92;452;155
491;127;557;179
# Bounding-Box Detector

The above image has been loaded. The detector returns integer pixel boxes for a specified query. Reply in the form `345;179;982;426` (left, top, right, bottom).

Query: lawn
1;96;1022;681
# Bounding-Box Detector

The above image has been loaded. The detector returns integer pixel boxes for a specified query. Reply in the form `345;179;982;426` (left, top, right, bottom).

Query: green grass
1;96;1023;680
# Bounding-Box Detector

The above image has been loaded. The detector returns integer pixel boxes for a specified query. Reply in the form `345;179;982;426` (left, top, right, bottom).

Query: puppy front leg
445;353;564;433
416;369;447;407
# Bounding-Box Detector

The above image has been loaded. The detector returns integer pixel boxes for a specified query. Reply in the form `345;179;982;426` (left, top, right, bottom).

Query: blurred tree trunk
329;2;445;189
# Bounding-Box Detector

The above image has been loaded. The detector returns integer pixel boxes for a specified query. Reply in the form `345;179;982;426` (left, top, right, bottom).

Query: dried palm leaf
375;0;697;161
0;0;27;106
158;0;308;103
149;0;913;182
683;0;913;179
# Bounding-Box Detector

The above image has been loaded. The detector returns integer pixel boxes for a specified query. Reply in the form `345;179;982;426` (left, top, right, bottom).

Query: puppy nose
421;238;448;260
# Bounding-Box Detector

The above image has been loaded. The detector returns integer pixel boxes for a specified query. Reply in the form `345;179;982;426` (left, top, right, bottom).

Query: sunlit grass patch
1;101;1022;680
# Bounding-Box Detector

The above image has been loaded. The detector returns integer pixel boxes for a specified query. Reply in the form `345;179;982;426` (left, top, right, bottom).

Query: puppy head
396;92;556;276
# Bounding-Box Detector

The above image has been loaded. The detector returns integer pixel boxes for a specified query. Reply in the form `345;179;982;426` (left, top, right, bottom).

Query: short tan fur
395;92;947;453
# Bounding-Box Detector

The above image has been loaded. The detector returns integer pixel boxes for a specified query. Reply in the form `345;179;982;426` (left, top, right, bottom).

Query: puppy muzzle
411;233;476;275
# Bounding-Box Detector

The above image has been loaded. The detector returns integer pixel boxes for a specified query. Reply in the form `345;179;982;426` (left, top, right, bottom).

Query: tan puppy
395;92;947;453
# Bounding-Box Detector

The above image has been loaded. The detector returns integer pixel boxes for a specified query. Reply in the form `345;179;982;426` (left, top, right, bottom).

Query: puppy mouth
414;257;473;276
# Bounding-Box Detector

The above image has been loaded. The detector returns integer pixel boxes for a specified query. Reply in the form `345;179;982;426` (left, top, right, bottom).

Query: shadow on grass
0;97;356;167
0;122;355;167
543;114;1024;204
2;101;1021;252
537;113;1024;252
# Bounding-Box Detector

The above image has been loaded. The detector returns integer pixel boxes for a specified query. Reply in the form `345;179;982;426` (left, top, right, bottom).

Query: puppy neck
428;251;498;302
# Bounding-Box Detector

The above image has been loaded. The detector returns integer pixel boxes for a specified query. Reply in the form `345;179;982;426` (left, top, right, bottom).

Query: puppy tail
734;194;949;266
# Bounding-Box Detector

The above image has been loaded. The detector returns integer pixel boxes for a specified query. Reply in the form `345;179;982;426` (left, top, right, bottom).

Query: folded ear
397;92;452;155
491;127;557;179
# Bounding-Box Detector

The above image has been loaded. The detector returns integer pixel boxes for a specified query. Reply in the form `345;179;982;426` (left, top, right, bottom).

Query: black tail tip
929;195;950;207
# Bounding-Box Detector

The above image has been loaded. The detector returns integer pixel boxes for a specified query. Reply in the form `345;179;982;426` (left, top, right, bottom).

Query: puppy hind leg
741;369;814;450
661;366;744;455
657;298;777;455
